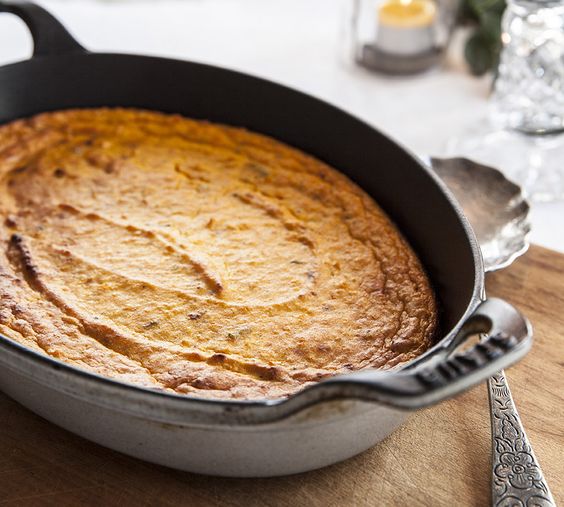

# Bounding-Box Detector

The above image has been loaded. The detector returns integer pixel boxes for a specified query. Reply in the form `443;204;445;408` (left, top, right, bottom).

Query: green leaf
459;0;505;75
459;0;506;21
465;31;496;75
471;0;505;15
458;0;481;22
480;10;502;43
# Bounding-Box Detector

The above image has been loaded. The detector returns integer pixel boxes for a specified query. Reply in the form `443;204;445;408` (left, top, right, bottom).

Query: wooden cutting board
0;245;562;506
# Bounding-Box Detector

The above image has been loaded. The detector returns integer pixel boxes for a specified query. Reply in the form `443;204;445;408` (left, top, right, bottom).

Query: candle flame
378;0;437;28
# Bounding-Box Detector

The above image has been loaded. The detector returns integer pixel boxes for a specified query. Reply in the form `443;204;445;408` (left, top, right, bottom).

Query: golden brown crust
0;108;437;399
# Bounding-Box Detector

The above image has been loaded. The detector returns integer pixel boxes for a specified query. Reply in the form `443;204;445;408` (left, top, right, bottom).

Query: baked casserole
0;108;437;399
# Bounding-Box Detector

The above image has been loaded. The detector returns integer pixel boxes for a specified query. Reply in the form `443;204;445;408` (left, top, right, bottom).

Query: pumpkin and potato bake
0;108;437;400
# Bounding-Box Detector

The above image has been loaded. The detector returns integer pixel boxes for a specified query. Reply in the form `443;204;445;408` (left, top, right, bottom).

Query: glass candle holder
345;0;460;74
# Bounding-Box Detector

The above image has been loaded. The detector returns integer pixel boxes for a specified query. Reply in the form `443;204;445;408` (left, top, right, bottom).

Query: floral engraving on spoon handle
489;371;555;507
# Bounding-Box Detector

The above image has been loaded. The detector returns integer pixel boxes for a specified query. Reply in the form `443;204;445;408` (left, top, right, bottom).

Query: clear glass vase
447;0;564;202
491;0;564;134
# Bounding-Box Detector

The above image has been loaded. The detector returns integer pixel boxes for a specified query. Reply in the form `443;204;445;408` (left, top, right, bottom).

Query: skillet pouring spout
254;298;532;424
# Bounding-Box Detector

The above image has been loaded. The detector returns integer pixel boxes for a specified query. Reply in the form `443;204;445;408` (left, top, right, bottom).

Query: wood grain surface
0;245;562;507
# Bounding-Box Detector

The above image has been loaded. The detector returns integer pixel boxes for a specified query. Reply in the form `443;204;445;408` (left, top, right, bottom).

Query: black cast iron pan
0;1;531;422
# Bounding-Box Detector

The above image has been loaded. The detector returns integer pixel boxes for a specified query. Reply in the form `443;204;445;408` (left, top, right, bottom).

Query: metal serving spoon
430;157;556;507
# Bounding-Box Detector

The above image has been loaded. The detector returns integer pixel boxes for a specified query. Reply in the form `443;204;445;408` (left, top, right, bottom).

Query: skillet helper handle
409;297;532;408
316;298;532;410
0;1;85;57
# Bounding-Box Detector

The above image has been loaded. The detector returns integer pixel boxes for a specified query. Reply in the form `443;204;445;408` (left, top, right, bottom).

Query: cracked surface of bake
0;108;437;399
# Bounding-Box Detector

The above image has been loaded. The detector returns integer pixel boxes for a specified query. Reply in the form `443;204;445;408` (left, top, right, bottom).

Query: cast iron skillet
0;2;532;475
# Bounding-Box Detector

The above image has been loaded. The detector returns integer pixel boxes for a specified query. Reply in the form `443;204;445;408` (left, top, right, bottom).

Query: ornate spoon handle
489;371;556;506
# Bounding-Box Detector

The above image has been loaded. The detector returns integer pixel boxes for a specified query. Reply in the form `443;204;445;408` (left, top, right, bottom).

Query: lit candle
375;0;437;55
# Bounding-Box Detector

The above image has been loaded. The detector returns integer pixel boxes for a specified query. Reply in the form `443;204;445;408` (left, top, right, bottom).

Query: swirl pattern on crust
0;108;437;399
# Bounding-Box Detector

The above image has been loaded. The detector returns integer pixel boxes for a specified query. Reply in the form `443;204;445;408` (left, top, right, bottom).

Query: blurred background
0;0;562;251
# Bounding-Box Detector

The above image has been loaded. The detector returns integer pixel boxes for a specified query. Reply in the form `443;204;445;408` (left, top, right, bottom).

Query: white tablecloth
1;0;562;252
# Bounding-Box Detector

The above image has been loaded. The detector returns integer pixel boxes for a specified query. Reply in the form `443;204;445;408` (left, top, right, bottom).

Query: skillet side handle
297;298;533;412
0;1;85;57
404;298;533;408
